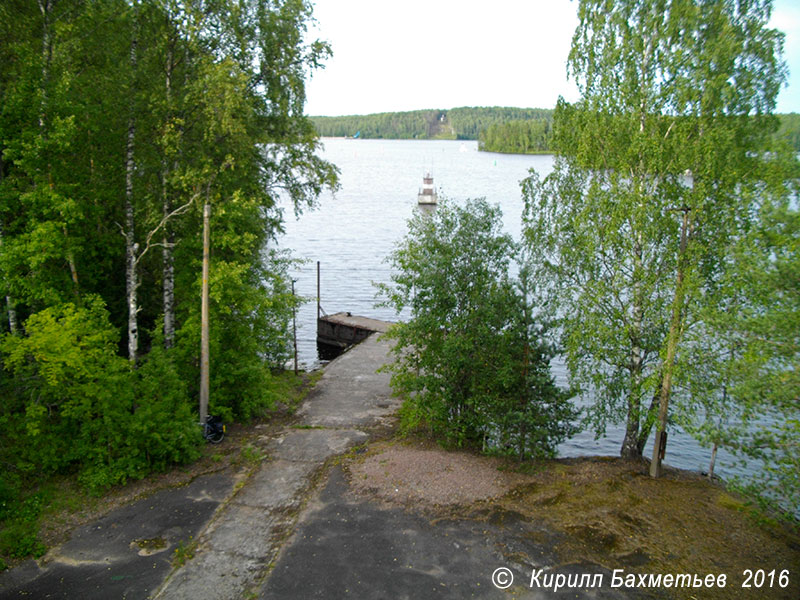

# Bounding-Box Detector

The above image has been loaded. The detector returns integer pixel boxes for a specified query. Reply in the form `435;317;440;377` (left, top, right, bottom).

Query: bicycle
203;414;225;443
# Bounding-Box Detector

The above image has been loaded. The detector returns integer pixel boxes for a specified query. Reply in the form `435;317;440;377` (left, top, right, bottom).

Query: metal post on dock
317;261;321;322
291;279;298;375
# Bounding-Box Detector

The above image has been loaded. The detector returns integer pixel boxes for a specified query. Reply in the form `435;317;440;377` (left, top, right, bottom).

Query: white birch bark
162;43;175;348
125;5;139;364
0;220;18;335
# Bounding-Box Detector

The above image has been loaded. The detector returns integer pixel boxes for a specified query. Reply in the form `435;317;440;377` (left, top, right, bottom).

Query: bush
380;199;578;458
0;297;201;493
0;492;47;559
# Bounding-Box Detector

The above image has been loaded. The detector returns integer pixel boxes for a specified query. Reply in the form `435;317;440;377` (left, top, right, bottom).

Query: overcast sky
304;0;800;116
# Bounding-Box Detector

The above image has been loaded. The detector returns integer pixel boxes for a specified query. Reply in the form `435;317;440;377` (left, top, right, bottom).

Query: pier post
292;279;298;375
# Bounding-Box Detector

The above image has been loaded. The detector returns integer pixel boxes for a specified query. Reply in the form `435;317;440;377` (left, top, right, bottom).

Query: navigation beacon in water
417;173;438;206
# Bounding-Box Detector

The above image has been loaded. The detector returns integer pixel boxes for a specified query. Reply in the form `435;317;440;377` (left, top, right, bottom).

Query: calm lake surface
277;137;749;480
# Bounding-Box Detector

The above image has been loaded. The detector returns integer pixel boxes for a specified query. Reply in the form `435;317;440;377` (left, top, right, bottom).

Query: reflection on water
276;138;756;482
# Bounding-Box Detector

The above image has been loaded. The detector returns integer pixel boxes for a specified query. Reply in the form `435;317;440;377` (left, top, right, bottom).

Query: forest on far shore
311;108;800;154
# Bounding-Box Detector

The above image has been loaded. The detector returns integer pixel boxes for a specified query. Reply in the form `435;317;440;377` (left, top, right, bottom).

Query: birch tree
522;0;788;470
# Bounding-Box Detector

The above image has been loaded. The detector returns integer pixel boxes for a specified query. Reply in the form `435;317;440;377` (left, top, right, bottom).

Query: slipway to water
276;137;763;487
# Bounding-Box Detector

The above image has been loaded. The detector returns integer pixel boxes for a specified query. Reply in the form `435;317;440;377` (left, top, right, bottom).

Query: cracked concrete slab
153;549;264;600
204;505;284;558
153;331;395;600
0;472;235;600
257;467;643;600
268;428;369;463
1;330;396;600
296;335;401;429
232;459;317;510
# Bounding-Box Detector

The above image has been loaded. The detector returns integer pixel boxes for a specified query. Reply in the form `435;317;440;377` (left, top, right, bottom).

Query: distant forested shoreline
309;107;554;150
311;108;800;154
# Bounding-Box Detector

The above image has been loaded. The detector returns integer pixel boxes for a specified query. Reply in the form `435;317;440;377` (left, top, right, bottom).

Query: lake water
276;138;748;480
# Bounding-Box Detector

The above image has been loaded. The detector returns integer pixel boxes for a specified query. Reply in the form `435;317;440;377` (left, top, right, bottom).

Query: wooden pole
199;201;210;424
317;260;321;321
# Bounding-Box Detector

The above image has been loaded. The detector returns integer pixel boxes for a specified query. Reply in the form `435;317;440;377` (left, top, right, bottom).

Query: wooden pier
314;261;392;358
317;312;391;356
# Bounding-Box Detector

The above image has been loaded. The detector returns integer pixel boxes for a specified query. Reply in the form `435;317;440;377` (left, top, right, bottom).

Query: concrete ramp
155;332;398;600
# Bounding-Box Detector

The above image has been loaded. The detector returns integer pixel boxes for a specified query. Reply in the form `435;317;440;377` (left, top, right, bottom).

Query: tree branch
135;193;198;267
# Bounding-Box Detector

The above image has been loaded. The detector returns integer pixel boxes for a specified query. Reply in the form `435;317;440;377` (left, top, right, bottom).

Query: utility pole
199;200;211;425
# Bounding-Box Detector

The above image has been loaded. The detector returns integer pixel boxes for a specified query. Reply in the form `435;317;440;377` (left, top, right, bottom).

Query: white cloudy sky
304;0;800;116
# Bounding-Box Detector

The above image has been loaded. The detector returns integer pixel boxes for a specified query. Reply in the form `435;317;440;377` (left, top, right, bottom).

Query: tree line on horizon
311;108;800;154
309;106;555;144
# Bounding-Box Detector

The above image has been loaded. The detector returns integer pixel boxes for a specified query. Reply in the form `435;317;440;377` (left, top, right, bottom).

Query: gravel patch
348;443;531;507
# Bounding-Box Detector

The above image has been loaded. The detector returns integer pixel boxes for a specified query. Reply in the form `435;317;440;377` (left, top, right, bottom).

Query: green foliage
447;107;554;141
0;298;201;491
0;491;47;559
523;0;793;469
236;444;266;467
311;107;799;155
0;1;326;567
776;113;800;151
172;249;302;421
380;199;577;459
311;109;445;139
171;536;197;566
0;0;335;560
677;187;800;517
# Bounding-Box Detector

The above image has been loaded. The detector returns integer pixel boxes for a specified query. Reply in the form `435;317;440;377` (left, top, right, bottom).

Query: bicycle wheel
206;429;224;444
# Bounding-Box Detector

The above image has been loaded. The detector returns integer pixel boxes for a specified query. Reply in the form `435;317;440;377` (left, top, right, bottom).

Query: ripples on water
276;138;753;481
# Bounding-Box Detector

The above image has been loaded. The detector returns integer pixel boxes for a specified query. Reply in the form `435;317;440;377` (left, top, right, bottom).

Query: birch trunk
0;219;18;336
707;443;718;479
5;294;18;335
125;120;137;363
38;0;79;292
125;8;139;364
650;208;692;478
636;378;661;455
162;203;175;348
621;84;654;460
0;149;16;335
621;237;645;459
162;43;175;348
37;0;52;131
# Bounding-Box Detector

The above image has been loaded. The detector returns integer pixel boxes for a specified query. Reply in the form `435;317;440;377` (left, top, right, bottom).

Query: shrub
380;199;578;458
0;297;201;493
